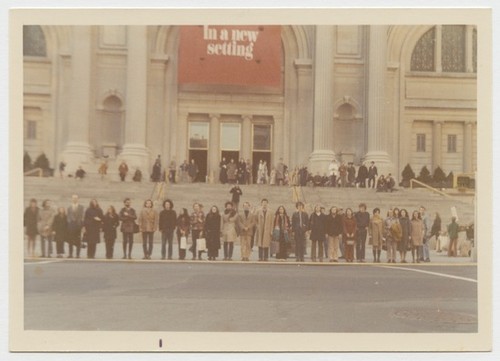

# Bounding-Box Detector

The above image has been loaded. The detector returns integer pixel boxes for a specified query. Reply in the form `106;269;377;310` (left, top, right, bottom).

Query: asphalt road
24;260;477;333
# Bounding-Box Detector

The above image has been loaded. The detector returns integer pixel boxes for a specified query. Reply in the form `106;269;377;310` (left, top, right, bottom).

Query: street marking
380;266;477;283
24;260;61;265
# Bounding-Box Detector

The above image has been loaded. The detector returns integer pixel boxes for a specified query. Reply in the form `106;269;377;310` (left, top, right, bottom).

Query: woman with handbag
222;202;238;261
369;208;384;262
205;205;222;261
342;208;357;262
176;208;191;260
273;206;291;260
309;205;326;262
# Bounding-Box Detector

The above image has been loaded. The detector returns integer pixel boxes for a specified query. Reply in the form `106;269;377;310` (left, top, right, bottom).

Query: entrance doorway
188;150;207;182
221;150;239;164
252;152;271;184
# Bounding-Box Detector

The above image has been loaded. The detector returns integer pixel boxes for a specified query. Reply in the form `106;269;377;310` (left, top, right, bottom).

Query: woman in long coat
205;205;222;261
138;199;158;260
254;199;274;261
398;209;411;263
83;199;104;259
325;206;343;262
52;206;68;258
410;210;424;263
24;199;40;257
102;205;120;259
369;207;384;262
222;202;238;260
273;206;291;260
342;208;357;262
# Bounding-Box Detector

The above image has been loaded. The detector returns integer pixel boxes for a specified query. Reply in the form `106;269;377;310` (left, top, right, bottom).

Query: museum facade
23;25;477;181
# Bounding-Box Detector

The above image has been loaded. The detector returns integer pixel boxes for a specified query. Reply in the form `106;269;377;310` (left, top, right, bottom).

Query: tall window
220;123;241;151
410;25;476;73
253;124;272;151
26;120;37;140
447;134;457;153
23;25;47;57
416;134;426;152
189;122;209;149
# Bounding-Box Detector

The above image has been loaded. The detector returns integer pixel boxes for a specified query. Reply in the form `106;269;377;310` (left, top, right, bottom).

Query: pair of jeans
356;228;367;260
422;238;430;260
142;232;154;257
161;230;174;259
311;239;323;261
328;235;340;260
122;232;134;257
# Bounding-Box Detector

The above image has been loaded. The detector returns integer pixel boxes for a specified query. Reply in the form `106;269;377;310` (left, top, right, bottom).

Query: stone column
241;114;252;162
308;26;335;175
121;26;150;173
273;114;285;167
208;114;220;183
432;121;443;172
364;25;393;175
463;121;473;173
294;59;314;166
62;26;93;173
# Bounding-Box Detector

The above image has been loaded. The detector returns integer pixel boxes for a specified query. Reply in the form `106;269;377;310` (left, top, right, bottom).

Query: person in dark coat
52;206;68;258
83;199;104;259
118;161;128;181
119;198;137;259
24;198;40;258
343;208;357;262
357;163;368;188
291;202;309;262
176;208;191;260
367;161;378;188
398;209;411;263
430;212;442;250
325;206;343;262
159;199;177;260
229;184;243;210
347;163;356;187
354;203;370;262
151;156;162;182
102;205;120;259
188;159;199;182
273;206;291;260
204;205;222;261
237;158;246;184
219;157;228;184
309;205;326;262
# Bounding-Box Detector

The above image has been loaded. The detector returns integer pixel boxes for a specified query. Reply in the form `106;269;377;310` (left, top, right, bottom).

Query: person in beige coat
138;199;158;259
222;202;238;260
410;210;424;263
369;207;384;263
237;202;255;261
254;198;274;261
38;200;55;257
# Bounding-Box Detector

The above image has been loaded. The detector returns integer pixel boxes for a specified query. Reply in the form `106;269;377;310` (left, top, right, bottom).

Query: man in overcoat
254;199;274;261
237;202;255;261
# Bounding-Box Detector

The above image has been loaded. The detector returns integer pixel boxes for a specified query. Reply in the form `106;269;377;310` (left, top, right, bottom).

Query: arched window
410;25;476;73
23;25;47;57
410;27;435;72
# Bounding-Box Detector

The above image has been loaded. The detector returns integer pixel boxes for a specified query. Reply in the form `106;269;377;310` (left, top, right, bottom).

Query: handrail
24;168;43;177
409;178;454;199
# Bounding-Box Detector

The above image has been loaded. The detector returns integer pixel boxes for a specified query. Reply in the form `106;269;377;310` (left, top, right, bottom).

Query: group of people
24;189;462;262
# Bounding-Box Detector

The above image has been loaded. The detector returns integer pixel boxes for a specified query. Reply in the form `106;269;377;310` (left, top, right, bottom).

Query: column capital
464;120;474;126
209;113;220;120
434;120;444;126
241;114;253;121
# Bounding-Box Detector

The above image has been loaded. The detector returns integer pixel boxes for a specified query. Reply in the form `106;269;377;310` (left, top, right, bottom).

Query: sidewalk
25;239;476;266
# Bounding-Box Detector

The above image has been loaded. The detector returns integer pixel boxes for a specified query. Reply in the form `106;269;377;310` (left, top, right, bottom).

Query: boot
377;250;381;263
372;249;377;263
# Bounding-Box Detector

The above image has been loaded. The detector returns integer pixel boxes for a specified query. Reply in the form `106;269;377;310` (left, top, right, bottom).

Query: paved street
24;259;477;333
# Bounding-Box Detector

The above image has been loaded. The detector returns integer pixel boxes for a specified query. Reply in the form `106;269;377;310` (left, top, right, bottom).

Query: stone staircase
24;175;475;224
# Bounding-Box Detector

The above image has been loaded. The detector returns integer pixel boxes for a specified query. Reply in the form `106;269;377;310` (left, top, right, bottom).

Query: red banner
178;25;282;88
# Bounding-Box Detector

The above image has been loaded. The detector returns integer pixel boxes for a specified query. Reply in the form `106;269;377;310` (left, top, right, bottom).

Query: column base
120;143;150;175
363;151;394;178
61;141;93;175
308;150;336;176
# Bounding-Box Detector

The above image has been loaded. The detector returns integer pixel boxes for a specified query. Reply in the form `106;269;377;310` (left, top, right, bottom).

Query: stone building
23;25;477;181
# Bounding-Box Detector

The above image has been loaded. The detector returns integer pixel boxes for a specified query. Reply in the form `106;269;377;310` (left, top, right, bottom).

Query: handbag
197;238;207;252
180;236;187;250
133;222;140;234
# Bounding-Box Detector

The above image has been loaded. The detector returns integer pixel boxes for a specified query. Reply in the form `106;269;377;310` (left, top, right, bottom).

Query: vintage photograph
10;8;492;352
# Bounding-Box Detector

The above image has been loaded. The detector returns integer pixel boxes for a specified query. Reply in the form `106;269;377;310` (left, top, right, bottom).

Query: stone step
24;177;475;224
